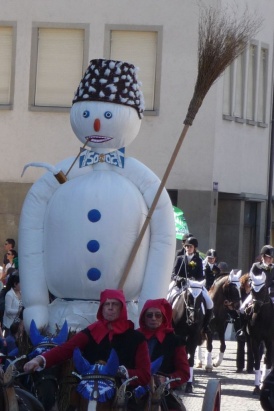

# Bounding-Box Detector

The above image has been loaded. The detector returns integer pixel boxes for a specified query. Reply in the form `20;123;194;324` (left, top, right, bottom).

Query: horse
0;355;45;411
15;319;69;411
244;272;274;395
196;270;242;371
260;367;274;410
71;347;155;411
171;278;206;393
72;348;184;411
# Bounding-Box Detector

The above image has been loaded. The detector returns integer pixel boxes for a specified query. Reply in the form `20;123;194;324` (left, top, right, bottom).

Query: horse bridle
183;288;203;325
30;342;60;401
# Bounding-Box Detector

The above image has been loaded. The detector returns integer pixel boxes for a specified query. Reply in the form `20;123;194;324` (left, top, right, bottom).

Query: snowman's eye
83;110;90;118
104;111;112;119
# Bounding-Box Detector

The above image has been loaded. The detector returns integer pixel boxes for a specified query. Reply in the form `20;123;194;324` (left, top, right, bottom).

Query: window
246;44;257;122
223;64;233;117
0;24;15;108
223;41;268;127
257;46;268;125
29;25;89;111
105;25;162;115
234;52;245;119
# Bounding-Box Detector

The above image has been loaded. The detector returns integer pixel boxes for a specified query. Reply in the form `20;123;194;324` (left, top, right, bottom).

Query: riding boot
202;309;213;334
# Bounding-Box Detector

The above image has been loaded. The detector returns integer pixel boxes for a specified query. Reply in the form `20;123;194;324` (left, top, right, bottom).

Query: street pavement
177;340;264;411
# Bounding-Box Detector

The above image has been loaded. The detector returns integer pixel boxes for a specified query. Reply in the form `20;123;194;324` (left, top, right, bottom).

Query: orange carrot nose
94;118;100;132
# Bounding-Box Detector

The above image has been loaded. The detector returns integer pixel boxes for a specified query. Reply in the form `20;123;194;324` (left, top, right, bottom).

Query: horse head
185;278;206;325
223;270;242;310
72;348;119;403
28;320;69;411
29;319;69;357
249;272;268;323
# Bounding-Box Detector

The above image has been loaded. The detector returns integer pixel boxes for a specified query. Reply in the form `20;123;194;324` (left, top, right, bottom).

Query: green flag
173;206;189;240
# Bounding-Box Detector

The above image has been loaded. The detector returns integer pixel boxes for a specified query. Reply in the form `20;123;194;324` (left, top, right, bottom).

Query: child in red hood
24;289;151;408
138;298;189;410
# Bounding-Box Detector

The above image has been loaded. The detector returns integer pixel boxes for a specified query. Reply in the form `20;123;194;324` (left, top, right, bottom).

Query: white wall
0;0;273;200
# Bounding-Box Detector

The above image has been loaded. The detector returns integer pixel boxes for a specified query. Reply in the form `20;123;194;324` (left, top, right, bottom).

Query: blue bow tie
79;147;125;169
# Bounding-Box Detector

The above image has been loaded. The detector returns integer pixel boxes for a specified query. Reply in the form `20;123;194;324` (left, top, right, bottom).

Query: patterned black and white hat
72;59;145;118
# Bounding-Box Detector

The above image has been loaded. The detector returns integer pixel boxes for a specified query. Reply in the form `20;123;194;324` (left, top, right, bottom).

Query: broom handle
65;140;89;177
118;123;190;289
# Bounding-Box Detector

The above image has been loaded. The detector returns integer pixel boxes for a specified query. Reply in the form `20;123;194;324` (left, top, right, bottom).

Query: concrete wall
177;189;218;254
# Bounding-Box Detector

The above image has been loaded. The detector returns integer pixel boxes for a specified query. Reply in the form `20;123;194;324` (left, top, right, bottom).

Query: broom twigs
119;4;262;288
184;4;262;126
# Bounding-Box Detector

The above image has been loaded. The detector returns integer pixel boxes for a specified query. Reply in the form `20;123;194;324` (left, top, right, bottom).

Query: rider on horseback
240;245;274;313
203;249;221;291
23;289;151;410
170;237;213;334
138;298;189;410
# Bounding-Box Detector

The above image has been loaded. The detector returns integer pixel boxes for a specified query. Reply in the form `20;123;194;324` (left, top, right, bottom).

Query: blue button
87;240;100;253
87;268;101;281
88;209;101;222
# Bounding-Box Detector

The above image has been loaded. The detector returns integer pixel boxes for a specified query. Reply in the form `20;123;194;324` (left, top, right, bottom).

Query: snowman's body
19;60;176;332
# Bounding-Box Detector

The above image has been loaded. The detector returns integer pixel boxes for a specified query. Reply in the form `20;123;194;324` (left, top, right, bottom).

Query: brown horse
0;356;45;411
69;349;182;411
15;319;69;411
197;270;242;370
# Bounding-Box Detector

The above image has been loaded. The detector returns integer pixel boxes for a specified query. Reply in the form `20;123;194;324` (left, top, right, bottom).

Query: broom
118;4;262;289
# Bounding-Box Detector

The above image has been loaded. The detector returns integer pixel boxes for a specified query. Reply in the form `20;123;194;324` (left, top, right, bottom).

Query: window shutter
246;45;257;121
110;30;157;111
257;47;268;123
223;65;232;116
35;28;84;107
0;27;13;105
234;53;244;118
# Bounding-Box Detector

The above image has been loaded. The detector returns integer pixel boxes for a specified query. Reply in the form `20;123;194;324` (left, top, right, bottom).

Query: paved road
177;340;264;411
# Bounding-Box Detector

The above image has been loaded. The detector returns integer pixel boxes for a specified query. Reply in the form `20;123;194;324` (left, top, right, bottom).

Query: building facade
0;0;273;272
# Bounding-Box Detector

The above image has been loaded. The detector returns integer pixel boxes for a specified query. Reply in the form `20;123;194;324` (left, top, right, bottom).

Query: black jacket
172;252;203;287
203;263;221;290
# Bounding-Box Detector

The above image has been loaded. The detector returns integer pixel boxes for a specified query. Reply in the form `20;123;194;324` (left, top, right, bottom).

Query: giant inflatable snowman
19;59;176;333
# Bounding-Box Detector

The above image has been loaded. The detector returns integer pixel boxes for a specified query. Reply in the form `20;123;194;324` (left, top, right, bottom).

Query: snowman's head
70;59;144;153
70;100;141;153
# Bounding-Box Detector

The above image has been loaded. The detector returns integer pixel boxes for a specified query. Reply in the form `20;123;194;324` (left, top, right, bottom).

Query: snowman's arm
19;157;91;331
115;158;176;309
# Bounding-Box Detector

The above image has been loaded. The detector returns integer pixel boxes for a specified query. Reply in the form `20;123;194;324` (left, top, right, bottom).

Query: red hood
97;289;128;321
139;298;174;342
88;289;133;343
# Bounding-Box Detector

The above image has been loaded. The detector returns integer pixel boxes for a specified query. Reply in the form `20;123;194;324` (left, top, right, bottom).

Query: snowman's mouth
86;135;113;143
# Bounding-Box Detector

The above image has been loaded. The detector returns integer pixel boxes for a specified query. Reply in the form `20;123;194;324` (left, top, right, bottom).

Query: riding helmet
206;249;217;258
185;236;198;248
182;232;193;242
260;245;274;258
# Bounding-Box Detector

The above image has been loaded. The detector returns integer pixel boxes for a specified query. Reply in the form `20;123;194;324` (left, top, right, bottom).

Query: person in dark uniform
172;237;203;285
203;249;221;290
234;273;254;373
170;237;213;333
240;245;274;312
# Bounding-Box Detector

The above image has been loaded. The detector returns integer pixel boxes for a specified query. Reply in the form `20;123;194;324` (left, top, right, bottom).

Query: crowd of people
0;238;23;347
1;233;274;409
24;289;190;410
169;232;274;377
